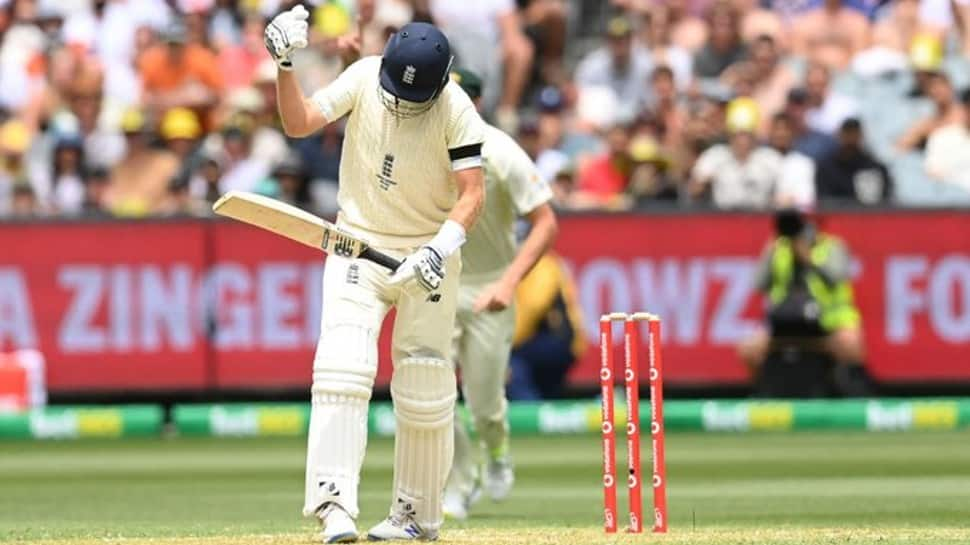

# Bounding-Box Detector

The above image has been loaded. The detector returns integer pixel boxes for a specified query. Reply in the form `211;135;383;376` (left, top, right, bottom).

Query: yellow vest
768;235;860;332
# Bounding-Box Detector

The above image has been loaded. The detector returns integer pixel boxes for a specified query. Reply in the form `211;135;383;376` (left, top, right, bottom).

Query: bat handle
359;247;402;272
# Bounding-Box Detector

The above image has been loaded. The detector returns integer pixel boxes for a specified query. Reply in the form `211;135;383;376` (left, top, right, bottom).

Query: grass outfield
1;432;969;544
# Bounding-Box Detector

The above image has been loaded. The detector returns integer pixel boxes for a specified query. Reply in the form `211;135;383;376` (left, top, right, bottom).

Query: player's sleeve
501;134;554;215
446;88;487;171
310;57;374;122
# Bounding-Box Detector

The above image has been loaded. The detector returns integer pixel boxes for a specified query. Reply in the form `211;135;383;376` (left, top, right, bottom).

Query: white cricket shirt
311;56;486;248
462;124;553;277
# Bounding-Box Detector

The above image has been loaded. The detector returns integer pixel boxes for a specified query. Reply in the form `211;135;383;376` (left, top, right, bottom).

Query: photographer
738;208;869;396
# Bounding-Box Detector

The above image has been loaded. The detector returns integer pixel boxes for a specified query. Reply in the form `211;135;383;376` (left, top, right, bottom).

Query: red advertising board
1;211;968;393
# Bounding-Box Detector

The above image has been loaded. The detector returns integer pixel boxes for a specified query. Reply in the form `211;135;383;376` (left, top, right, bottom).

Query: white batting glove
264;5;309;71
389;246;445;292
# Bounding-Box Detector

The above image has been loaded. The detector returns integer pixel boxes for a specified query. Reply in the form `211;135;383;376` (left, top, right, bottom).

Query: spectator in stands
693;1;747;80
81;165;111;216
519;0;568;84
0;118;30;215
626;135;678;206
663;0;709;53
739;208;869;396
575;16;653;121
735;0;785;49
720;34;795;132
784;88;837;162
507;250;585;400
257;152;311;208
46;132;87;215
160;107;203;166
790;0;871;72
218;14;270;91
635;6;693;90
897;71;963;152
769;113;817;209
429;0;534;130
689;97;782;209
215;113;270;194
189;152;223;207
815;118;893;205
139;22;224;118
158;174;207;217
926;89;970;192
108;108;179;216
804;63;859;136
574;123;632;210
10;181;39;217
646;66;689;151
816;118;892;204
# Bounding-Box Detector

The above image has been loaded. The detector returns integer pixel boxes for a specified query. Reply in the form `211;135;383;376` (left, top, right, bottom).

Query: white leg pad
390;357;457;532
303;323;377;520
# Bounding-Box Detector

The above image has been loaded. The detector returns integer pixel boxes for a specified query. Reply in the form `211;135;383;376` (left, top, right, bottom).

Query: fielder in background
264;7;486;542
443;69;558;520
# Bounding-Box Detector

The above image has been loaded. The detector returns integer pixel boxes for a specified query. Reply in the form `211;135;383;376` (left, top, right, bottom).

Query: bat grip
359;247;402;272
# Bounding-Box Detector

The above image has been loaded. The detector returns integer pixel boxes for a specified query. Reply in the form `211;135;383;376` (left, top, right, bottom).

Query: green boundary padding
0;405;163;439
4;399;970;439
167;398;970;438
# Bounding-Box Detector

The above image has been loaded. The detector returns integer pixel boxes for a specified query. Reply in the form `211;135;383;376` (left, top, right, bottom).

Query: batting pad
390;357;457;531
302;324;378;520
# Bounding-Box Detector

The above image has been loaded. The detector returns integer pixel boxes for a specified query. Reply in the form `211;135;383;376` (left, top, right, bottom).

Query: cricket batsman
263;7;485;542
442;69;558;519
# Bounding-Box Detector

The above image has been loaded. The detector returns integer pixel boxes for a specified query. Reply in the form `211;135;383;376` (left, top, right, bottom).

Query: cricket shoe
483;456;514;501
318;503;358;543
442;482;481;521
367;498;438;541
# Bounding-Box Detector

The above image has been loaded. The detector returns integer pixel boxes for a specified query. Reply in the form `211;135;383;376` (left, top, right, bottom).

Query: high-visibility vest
768;235;860;331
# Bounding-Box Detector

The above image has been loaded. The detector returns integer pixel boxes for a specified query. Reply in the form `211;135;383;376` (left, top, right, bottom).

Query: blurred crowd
3;0;970;219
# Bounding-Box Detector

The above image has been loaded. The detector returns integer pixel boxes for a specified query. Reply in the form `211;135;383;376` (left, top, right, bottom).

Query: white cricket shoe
319;503;358;543
443;480;481;520
484;456;514;501
366;499;437;541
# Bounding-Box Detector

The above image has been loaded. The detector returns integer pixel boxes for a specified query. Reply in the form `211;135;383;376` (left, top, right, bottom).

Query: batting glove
264;5;309;71
389;246;445;292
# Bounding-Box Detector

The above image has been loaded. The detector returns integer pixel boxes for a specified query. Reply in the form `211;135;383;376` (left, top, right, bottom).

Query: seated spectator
769;113;817;209
926;89;970;192
804;63;859;136
139;22;224;118
635;6;693;90
784;89;837;162
255;152;311;208
689;97;782;209
159;107;203;173
816;119;893;205
107;108;179;215
573;124;631;209
896;70;962;151
519;0;568;85
549;166;577;210
0;118;31;215
81;165;112;216
507;251;585;400
625;135;678;206
851;0;919;78
693;1;747;80
218;14;271;91
734;0;786;49
517;115;567;185
720;34;796;131
189;152;224;207
646;66;689;151
429;0;534;130
158;174;208;217
738;208;870;396
664;0;709;53
215;113;270;194
46;132;87;215
791;0;871;72
10;181;39;218
575;16;653;120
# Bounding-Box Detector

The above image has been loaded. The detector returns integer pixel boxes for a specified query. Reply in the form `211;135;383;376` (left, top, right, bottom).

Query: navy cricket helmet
379;22;453;117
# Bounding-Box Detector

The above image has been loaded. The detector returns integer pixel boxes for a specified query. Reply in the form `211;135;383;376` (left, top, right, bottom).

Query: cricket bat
212;191;402;271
